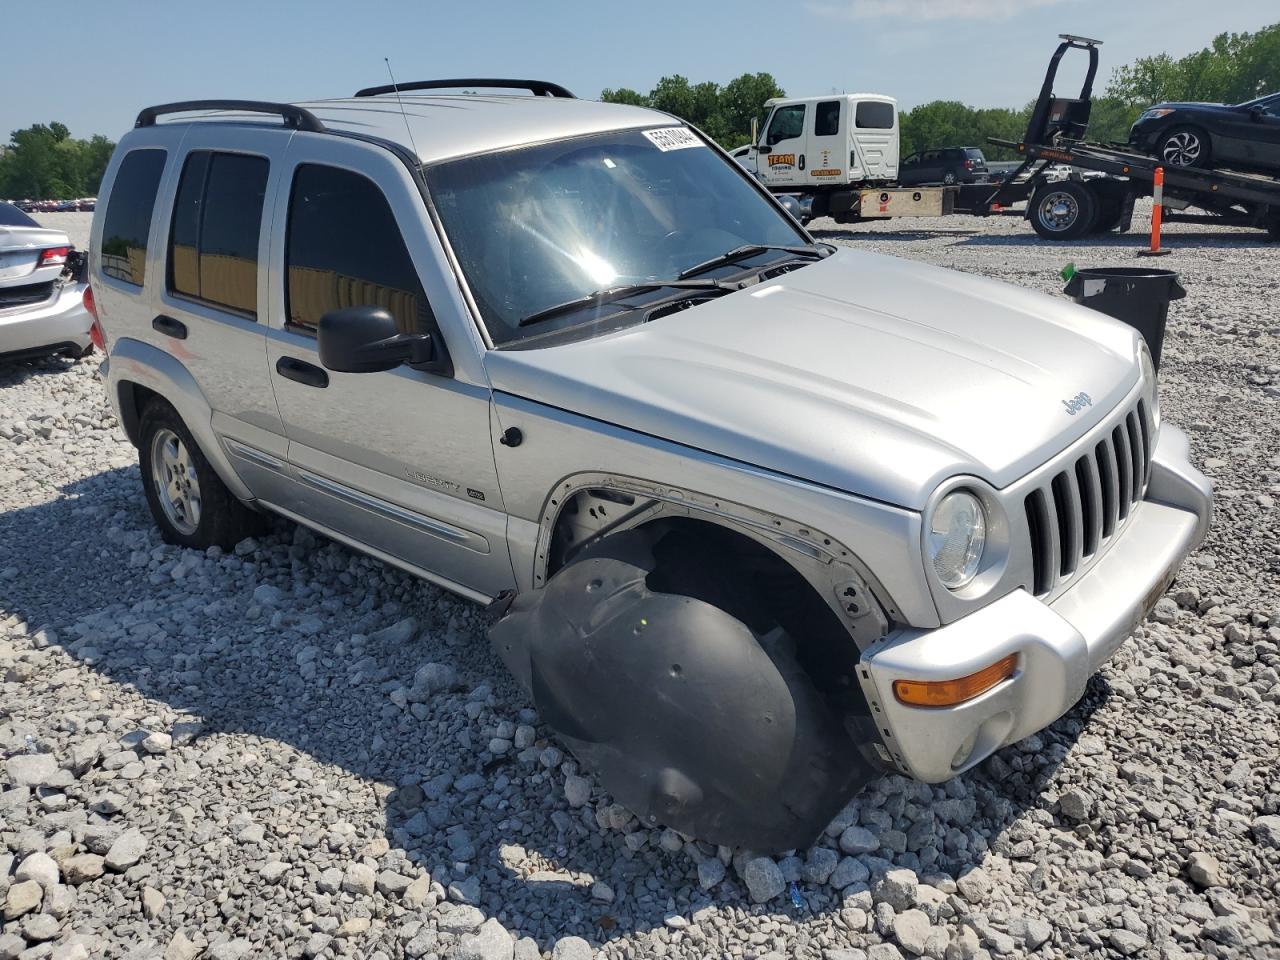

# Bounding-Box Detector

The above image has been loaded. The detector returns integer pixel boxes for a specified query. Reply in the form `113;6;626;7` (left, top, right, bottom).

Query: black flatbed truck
955;35;1280;241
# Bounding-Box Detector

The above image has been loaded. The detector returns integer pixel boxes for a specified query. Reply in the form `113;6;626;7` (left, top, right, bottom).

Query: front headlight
927;491;987;589
1139;340;1160;427
1140;108;1175;121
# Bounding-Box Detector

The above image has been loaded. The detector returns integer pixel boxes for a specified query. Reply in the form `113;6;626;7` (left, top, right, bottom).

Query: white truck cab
755;94;899;189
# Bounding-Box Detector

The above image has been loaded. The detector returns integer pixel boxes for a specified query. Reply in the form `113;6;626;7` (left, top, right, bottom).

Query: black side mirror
1249;105;1266;122
317;306;437;374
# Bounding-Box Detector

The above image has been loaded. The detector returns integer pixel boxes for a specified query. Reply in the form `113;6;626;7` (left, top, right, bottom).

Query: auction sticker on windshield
642;127;703;152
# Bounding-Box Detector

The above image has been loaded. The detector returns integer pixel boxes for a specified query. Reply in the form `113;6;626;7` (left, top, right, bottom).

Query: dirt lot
1;210;1277;959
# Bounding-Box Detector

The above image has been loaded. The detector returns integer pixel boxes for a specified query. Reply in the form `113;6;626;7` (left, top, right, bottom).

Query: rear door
808;100;846;185
758;103;807;188
153;129;291;502
264;135;512;599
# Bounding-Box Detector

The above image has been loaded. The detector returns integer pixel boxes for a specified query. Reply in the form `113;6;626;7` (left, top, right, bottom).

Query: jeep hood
483;249;1142;510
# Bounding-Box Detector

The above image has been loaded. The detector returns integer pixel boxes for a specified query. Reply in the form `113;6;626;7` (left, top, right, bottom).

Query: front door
758;103;808;188
265;137;513;600
1218;100;1280;172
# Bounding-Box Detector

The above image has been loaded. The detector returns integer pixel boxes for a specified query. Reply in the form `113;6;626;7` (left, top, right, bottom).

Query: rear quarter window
855;102;895;130
101;149;167;287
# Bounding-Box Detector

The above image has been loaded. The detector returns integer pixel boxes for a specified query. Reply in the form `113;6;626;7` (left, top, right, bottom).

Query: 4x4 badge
1062;392;1092;415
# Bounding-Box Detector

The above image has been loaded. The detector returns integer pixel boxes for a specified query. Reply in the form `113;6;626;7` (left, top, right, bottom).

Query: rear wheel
1091;193;1125;233
942;170;958;185
138;400;262;550
1156;126;1210;169
1030;181;1098;240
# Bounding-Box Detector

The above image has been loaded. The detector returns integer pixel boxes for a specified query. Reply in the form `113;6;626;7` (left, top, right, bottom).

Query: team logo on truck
768;153;796;168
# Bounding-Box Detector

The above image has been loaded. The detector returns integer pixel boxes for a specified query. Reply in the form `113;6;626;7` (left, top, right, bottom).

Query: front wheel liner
489;532;877;852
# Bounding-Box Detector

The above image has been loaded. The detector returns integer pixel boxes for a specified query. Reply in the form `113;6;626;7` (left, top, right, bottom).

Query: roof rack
135;100;327;133
353;78;575;99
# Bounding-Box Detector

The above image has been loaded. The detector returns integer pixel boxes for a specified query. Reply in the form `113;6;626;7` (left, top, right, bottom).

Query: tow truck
747;36;1280;241
970;35;1280;241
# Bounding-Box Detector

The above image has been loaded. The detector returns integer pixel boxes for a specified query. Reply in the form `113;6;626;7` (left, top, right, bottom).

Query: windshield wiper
518;277;739;328
677;243;828;280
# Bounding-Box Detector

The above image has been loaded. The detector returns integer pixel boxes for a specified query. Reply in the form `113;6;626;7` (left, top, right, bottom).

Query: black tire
138;399;262;550
1029;181;1098;240
942;170;958;185
1156;126;1210;169
1091;193;1125;233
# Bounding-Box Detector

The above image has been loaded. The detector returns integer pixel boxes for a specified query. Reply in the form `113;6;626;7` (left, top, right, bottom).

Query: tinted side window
855;101;895;129
815;101;841;137
101;149;166;286
766;105;805;145
285;164;432;336
168;151;269;316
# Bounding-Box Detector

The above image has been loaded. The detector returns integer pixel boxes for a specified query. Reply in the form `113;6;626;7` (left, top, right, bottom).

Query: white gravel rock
551;936;594;960
456;918;515;960
742;856;786;903
15;851;59;891
4;753;57;787
104;829;147;871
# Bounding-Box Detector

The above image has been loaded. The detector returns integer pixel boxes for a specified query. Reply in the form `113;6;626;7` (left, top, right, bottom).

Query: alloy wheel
150;427;202;535
1161;131;1202;167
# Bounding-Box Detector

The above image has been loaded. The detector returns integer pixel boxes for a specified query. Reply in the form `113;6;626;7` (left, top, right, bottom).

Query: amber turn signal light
893;654;1018;708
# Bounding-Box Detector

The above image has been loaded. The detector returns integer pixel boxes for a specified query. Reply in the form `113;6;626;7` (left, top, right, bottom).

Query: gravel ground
1;210;1277;960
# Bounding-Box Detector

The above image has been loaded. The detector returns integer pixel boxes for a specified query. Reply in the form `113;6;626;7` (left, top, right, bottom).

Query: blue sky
2;1;1274;140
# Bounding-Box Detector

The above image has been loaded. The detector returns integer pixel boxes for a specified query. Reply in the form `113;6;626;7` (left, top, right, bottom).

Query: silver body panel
487;249;1140;511
861;424;1210;781
92;94;1213;791
0;224;69;288
0;281;91;357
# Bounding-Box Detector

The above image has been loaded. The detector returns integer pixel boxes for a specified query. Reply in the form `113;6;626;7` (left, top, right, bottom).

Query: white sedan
0;201;93;362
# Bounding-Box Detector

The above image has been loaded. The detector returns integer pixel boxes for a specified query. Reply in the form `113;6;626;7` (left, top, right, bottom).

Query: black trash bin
1063;267;1186;370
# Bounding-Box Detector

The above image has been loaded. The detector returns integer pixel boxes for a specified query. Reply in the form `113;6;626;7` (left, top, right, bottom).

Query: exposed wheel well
635;517;868;701
546;483;876;710
116;381;164;447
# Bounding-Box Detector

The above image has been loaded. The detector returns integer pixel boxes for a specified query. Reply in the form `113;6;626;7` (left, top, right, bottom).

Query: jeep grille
1024;399;1153;597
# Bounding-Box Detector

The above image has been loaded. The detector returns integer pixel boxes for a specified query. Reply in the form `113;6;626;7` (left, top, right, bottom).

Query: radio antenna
384;57;421;159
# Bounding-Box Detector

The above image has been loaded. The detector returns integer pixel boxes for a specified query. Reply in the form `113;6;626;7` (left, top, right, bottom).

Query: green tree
601;72;785;148
1107;23;1279;105
0;123;117;200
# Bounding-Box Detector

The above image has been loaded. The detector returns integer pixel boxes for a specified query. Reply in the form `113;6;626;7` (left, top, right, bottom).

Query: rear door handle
275;356;329;388
152;315;187;339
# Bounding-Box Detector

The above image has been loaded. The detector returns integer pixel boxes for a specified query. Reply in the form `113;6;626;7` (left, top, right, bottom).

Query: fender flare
107;337;255;502
532;472;895;651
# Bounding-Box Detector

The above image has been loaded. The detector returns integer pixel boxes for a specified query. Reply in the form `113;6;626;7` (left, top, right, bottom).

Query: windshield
426;127;808;345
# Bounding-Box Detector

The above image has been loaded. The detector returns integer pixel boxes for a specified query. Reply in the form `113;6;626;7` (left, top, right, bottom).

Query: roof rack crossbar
135;100;327;133
353;78;575;99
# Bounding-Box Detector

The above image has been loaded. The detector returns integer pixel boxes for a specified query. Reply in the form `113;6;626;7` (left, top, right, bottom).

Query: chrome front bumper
0;282;91;360
859;423;1212;782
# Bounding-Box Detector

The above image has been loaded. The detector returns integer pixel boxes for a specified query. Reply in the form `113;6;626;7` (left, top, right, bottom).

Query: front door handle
152;314;187;339
275;356;329;388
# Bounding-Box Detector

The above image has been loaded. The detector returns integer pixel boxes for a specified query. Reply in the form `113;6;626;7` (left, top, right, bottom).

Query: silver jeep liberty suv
90;79;1212;853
